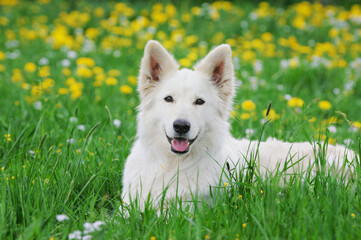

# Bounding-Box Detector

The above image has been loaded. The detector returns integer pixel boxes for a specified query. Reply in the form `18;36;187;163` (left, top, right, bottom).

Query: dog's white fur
121;40;356;209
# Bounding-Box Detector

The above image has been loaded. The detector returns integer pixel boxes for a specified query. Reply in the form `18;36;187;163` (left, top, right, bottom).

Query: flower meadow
0;0;361;239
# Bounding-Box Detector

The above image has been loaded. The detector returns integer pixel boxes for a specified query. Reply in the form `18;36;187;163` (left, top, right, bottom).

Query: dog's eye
194;98;205;105
164;96;174;103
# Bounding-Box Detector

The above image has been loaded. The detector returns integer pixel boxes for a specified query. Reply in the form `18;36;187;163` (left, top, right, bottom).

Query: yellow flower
0;51;5;60
242;50;256;62
94;7;105;17
58;88;69;95
31;85;42;96
351;213;355;218
108;69;121;77
24;62;37;73
62;68;71;76
151;11;167;24
150;237;156;240
289;58;299;68
292;16;306;29
308;117;316;122
179;58;192;67
329;28;339;38
76;57;95;67
261;32;273;42
42;78;55;91
318;100;332;110
128;76;137;85
224;182;228;187
353;121;361;129
85;28;99;39
191;6;202;16
105;77;118;86
242;223;247;228
12;69;23;83
38;66;50;78
328;138;336;145
76;67;93;78
93;66;104;75
120;85;133;94
262;108;280;121
240;113;251;120
238;195;242;199
287;97;304;108
241;100;256;111
204;234;210;239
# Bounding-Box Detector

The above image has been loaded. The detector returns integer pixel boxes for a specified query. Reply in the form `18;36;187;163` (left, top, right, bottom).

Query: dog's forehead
163;69;210;92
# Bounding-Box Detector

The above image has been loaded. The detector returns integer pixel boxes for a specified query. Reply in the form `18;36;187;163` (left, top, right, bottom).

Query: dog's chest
139;157;222;201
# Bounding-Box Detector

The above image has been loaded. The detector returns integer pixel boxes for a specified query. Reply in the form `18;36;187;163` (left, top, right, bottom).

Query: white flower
284;94;292;100
344;139;353;146
113;119;121;128
333;88;340;95
56;214;69;222
113;50;121;57
245;129;254;139
67;51;77;59
62;59;71;67
33;101;42;110
249;12;258;21
280;59;289;69
39;57;49;65
83;222;95;234
147;26;156;34
328;126;337;134
253;60;263;74
70;117;78;123
77;125;86;131
29;150;35;155
93;221;105;230
5;40;19;48
67;138;74;144
68;230;82;240
82;235;92;240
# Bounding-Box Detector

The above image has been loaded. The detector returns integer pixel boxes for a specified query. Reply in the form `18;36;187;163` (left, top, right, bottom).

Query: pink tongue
172;139;189;152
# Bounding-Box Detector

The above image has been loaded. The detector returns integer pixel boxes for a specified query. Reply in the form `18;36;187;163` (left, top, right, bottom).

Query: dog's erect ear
138;40;178;98
194;44;234;105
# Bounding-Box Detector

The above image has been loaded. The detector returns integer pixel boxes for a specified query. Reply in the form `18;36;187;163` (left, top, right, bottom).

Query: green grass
1;0;361;239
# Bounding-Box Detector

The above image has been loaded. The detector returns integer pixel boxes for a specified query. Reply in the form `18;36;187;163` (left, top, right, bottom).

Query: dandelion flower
318;100;332;110
241;100;256;111
287;97;304;108
24;62;36;72
120;85;133;94
242;223;247;228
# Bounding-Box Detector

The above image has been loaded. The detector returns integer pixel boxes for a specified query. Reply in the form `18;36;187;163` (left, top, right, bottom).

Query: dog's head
137;40;235;155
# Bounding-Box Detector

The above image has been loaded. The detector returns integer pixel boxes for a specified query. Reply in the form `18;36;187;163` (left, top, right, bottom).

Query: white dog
121;40;356;210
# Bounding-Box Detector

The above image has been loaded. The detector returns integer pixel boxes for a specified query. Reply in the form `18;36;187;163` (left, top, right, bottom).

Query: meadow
0;0;361;239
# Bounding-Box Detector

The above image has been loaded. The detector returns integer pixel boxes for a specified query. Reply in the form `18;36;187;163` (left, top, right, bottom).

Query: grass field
1;0;361;239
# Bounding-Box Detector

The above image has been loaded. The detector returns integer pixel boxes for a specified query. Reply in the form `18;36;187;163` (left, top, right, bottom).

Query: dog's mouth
166;135;197;154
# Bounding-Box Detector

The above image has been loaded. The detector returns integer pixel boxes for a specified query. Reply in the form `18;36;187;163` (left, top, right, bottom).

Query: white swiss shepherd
121;40;355;210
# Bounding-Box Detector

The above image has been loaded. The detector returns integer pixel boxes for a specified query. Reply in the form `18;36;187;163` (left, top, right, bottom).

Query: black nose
173;119;191;134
